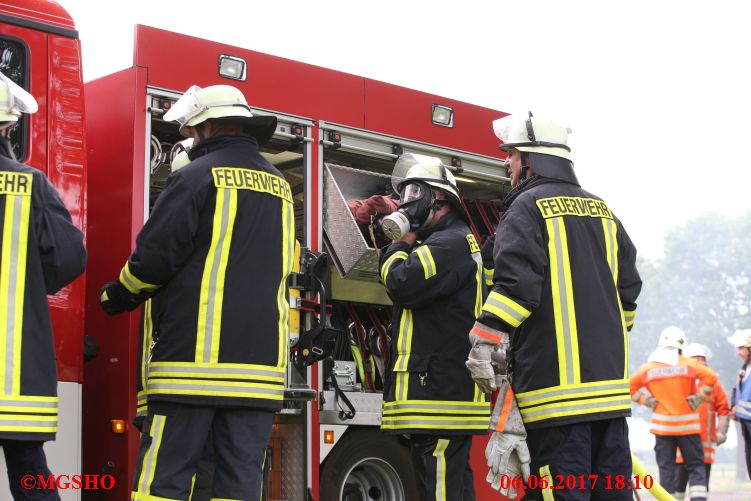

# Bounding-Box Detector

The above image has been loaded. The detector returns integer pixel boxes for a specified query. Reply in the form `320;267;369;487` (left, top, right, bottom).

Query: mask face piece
381;181;434;240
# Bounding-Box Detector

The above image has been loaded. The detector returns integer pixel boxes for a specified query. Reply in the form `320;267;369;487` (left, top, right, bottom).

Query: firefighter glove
466;321;508;394
99;280;145;316
642;395;659;410
716;416;730;445
685;392;706;411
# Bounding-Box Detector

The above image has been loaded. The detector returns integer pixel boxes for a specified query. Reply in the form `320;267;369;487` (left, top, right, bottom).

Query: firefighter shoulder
100;84;292;410
379;154;489;435
470;114;641;428
630;330;718;436
0;71;86;441
729;329;751;422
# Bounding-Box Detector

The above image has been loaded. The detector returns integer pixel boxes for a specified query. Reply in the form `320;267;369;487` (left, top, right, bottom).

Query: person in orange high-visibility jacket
673;343;730;501
631;327;718;501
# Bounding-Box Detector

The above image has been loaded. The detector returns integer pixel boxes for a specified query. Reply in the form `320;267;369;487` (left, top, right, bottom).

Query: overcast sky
59;0;751;259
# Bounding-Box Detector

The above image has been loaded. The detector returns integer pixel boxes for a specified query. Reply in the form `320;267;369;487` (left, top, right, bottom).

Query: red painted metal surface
0;0;76;31
83;67;147;500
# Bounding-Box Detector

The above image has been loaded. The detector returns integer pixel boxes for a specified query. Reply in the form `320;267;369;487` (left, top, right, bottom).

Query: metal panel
320;391;384;427
323;163;391;282
272;418;306;501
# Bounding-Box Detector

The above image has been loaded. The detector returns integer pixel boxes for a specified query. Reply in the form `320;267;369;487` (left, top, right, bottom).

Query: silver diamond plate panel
323;163;392;282
273;419;305;501
320;390;384;426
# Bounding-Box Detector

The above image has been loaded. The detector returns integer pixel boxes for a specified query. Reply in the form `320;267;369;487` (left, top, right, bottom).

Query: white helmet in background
657;326;687;350
683;342;712;360
169;138;194;172
729;329;751;349
0;71;38;125
163;84;276;144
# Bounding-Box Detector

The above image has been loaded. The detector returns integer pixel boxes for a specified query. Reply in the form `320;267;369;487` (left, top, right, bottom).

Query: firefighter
0;71;86;500
674;342;730;500
631;327;717;501
99;83;291;501
378;153;490;501
729;329;751;479
465;113;642;500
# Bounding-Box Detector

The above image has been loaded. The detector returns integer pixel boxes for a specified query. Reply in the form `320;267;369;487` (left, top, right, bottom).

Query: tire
320;428;420;501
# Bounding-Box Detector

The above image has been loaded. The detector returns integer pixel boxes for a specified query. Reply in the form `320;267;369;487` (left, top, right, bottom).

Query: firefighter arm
36;173;87;294
715;384;731;444
616;219;641;331
695;363;718;395
480;234;496;288
629;369;656;407
379;238;464;309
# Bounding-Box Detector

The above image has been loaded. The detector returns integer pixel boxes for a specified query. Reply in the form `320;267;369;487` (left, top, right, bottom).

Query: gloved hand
686;393;706;411
642;396;659;410
99;280;146;316
466;321;508;394
716;416;730;445
486;431;531;498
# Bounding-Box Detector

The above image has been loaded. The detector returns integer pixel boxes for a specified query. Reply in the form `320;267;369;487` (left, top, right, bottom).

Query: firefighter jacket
379;212;490;435
477;177;642;429
630;356;718;436
115;135;295;410
734;362;751;422
0;156;86;441
677;379;729;464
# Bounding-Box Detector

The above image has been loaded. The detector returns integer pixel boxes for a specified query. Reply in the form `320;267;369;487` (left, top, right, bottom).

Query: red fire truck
1;1;512;499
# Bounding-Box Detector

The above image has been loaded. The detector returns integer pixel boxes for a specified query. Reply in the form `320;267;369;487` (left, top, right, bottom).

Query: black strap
329;366;356;420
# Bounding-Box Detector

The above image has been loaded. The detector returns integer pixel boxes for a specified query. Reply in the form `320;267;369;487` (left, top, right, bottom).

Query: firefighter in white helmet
673;342;729;501
99;83;292;501
729;329;751;479
0;71;86;500
376;153;490;501
466;112;641;499
631;327;718;500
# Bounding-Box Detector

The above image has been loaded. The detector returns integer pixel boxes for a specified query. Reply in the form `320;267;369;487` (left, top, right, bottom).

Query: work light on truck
218;54;247;81
431;103;454;127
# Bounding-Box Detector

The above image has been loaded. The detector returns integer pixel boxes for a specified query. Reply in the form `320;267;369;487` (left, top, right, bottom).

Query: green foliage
629;211;751;391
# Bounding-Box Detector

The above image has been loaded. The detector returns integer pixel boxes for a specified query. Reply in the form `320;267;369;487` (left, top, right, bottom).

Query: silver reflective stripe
0;417;56;428
650;423;701;433
139;415;165;494
603;218;618;280
549;217;577;385
394;309;412;371
434;439;449;501
148;382;284;396
484;294;527;326
384;402;490;413
381;417;491;428
149;364;283;379
0;399;56;409
521;397;630;420
4;196;24;395
689;485;707;496
201;190;232;363
652;413;699;422
516;381;629;407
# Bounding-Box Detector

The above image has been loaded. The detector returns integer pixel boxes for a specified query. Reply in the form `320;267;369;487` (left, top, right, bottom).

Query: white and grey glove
642;396;659;410
716;416;730;445
486;431;531;498
686;393;706;411
465;322;508;394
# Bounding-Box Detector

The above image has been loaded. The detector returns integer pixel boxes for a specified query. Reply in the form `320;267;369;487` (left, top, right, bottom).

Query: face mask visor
399;182;427;204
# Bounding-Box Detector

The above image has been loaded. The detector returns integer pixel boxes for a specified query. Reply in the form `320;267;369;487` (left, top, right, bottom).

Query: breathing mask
381;180;442;240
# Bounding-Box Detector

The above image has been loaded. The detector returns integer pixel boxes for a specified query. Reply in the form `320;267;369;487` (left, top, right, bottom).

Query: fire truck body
2;2;514;499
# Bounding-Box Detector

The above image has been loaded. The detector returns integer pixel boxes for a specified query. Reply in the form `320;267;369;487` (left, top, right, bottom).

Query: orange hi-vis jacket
677;380;730;464
630;356;718;436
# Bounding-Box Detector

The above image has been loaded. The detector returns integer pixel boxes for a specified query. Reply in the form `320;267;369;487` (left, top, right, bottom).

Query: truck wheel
320;429;419;501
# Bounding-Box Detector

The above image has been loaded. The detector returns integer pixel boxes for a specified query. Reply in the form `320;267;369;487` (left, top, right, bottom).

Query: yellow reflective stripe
434;439;449;501
120;262;160;295
137;414;167;496
393;309;414;372
131;492;181;501
516;379;629;406
147;379;284;400
148;362;284;381
277;200;294;367
474;262;483;318
602;218;628;375
483;267;494;286
196;188;238;363
0;193;31;395
141;300;153;391
413;245;437;279
0;414;57;433
540;465;555;501
395;372;409;403
546;217;580;385
482;291;530;328
380;251;408;284
520;395;632;423
383;400;491;413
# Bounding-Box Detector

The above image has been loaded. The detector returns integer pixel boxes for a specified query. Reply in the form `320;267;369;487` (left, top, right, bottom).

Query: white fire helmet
163;84;276;144
729;329;751;349
657;326;687;350
683;342;712;360
169;138;194;172
390;153;460;202
0;71;38;124
493;113;571;161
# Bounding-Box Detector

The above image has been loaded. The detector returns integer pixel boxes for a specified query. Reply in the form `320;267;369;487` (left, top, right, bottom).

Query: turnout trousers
0;440;59;501
131;401;274;501
525;418;632;500
409;435;474;501
654;434;706;500
674;463;711;501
